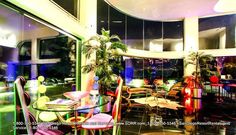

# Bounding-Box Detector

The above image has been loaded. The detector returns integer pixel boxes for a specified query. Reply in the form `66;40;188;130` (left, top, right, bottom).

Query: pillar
184;17;199;76
31;38;38;79
219;29;226;49
79;0;97;91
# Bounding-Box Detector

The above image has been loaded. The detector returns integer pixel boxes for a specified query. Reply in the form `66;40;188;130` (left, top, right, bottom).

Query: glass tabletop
32;94;109;112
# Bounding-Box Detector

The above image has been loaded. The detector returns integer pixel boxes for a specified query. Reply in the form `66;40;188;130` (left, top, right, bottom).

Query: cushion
82;113;113;130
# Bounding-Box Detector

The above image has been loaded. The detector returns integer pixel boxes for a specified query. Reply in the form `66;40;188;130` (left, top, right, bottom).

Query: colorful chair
225;83;236;100
14;76;71;135
64;71;98;129
81;77;123;135
209;75;224;101
36;76;68;122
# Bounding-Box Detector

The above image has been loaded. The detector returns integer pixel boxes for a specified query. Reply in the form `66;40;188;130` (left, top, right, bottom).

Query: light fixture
0;27;17;48
214;0;236;12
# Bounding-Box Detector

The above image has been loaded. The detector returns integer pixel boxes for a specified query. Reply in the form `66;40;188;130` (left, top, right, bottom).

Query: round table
32;94;109;134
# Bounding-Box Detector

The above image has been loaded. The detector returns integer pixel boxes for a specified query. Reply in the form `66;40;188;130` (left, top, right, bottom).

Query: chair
209;76;224;96
106;86;132;112
225;84;236;100
64;71;98;129
14;76;72;135
36;76;68;122
81;77;123;135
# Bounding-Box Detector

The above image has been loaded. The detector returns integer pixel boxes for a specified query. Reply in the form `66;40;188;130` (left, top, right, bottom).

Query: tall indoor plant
82;29;127;95
184;51;214;98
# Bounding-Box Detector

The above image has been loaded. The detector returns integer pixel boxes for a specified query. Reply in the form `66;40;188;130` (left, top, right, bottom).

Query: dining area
14;75;124;135
12;60;236;135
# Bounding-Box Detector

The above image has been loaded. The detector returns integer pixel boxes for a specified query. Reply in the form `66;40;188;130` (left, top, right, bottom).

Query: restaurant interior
0;0;236;135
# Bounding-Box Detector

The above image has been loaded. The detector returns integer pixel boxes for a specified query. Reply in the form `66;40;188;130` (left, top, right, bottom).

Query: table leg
74;106;78;135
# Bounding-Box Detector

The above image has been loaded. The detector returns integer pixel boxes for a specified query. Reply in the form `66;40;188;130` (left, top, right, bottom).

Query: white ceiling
105;0;236;21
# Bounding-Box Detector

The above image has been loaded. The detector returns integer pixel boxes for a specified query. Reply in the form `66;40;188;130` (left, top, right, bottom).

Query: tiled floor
119;95;236;135
120;107;185;135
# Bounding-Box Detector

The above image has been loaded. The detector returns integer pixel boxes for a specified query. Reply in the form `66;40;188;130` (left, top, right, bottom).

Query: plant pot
193;88;202;99
99;95;111;112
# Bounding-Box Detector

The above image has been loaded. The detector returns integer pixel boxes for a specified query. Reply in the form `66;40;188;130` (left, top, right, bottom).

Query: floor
2;90;236;135
118;94;236;135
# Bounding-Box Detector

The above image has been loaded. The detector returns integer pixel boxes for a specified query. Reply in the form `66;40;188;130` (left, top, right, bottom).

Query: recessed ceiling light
112;20;123;23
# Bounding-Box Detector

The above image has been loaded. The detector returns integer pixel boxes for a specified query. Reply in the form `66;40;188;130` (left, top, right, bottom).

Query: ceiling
105;0;236;21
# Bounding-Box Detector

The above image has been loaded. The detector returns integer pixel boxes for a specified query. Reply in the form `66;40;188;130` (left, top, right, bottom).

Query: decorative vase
99;95;111;112
193;88;202;99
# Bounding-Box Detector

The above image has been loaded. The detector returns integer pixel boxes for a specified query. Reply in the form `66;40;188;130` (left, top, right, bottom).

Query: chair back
14;76;34;135
112;76;123;135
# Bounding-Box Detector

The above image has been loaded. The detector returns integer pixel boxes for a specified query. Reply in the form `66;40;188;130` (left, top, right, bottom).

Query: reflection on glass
144;21;162;51
19;41;31;60
163;21;184;51
0;4;77;85
218;56;236;79
39;36;68;59
52;0;78;18
147;39;163;52
163;39;183;51
124;57;183;87
17;65;31;80
110;8;125;39
126;17;143;49
199;14;236;50
126;39;143;50
97;0;184;52
0;3;78;134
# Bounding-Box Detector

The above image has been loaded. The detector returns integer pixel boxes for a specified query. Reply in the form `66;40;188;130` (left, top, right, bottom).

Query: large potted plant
184;52;214;98
82;29;127;95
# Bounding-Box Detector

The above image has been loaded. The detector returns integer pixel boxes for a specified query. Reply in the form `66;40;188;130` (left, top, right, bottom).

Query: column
184;17;199;76
219;30;226;49
31;38;38;79
79;0;97;91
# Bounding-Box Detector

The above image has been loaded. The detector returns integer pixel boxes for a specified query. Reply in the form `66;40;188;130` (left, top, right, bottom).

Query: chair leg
89;130;95;135
99;130;102;135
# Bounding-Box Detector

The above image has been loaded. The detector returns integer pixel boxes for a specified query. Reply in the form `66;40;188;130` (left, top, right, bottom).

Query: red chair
14;76;72;135
81;77;123;135
225;84;236;100
209;75;224;101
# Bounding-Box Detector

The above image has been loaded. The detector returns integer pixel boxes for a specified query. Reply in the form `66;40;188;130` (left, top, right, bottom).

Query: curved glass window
199;14;236;50
97;0;184;52
124;57;183;87
19;41;31;60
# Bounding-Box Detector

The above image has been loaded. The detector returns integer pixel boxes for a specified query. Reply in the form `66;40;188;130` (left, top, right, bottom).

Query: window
124;57;183;85
38;63;71;81
39;36;68;59
17;65;31;80
52;0;78;18
199;14;236;50
19;41;31;61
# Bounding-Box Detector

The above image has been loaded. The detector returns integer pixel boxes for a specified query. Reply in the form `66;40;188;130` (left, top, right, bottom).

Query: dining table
32;90;109;135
